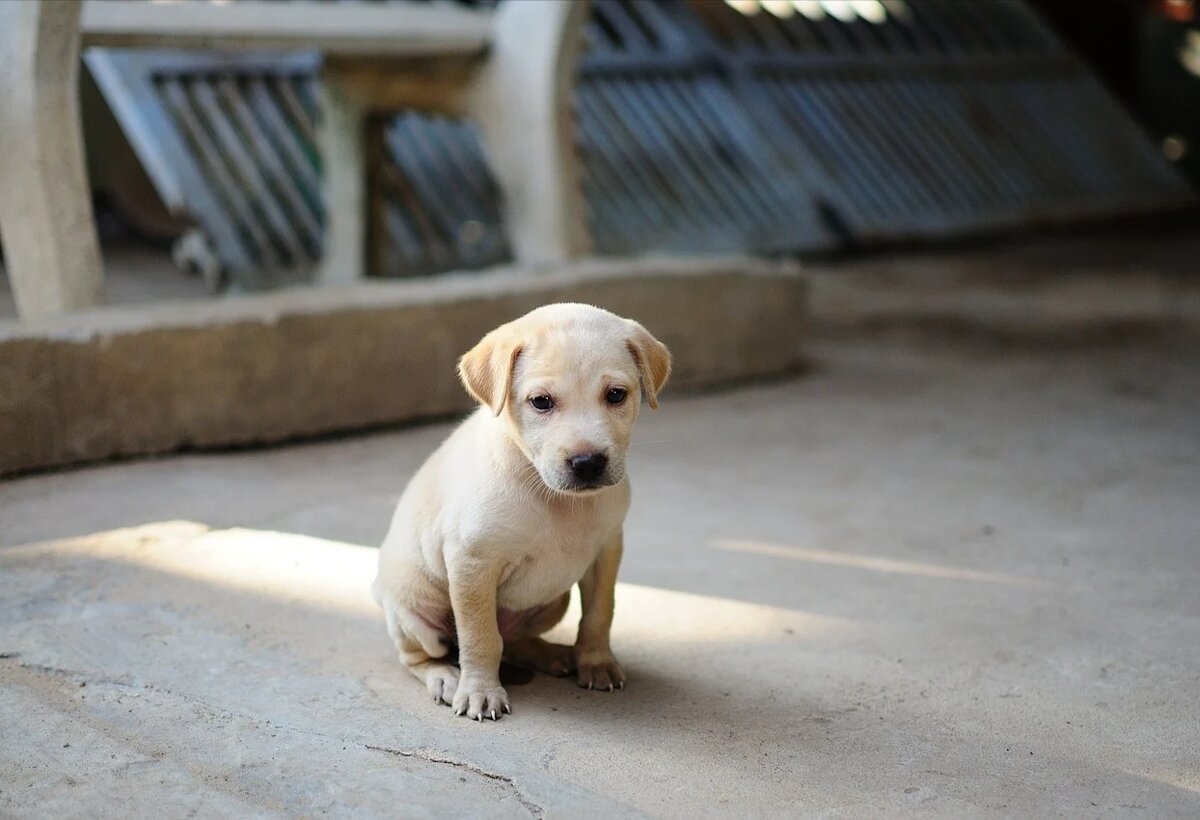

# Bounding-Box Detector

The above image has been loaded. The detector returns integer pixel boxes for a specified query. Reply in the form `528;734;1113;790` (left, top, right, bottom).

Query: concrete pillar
313;68;367;285
468;0;592;267
0;0;105;319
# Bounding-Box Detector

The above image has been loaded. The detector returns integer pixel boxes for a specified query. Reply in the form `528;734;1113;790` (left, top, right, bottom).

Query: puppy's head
459;303;670;494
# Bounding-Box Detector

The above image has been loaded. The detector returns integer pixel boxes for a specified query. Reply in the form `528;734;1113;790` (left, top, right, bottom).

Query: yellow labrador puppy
373;303;670;720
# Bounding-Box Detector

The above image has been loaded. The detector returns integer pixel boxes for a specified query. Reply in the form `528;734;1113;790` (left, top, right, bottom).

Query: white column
313;68;367;285
0;0;105;318
468;0;592;266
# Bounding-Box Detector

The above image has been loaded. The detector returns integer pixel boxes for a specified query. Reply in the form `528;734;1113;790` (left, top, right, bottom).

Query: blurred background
2;0;1197;310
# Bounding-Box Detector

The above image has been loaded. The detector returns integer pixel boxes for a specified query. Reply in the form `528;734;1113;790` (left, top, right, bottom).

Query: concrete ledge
0;256;806;476
802;227;1200;344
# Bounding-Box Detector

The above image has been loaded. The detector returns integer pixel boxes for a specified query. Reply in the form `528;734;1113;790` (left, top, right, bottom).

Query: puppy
372;303;671;720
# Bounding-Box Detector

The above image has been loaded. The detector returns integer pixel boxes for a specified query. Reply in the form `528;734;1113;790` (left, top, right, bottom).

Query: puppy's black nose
568;452;608;483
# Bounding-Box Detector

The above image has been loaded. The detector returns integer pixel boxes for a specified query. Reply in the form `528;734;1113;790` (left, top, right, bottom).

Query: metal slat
773;79;903;221
745;78;861;223
380;127;457;268
812;78;933;221
901;76;1031;211
577;84;694;236
384;205;428;271
385;122;470;258
216;77;323;256
397;117;504;264
575;102;659;239
645;81;783;232
853;79;971;219
291;75;319;124
597;0;653;52
686;76;841;239
628;0;694;54
580;102;684;246
190;80;311;264
271;75;317;147
873;78;988;215
610;80;752;236
575;102;662;249
159;77;281;269
243;78;322;208
750;79;869;224
426;118;491;205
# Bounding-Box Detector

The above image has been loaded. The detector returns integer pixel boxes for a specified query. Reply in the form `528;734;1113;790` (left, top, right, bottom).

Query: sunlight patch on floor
4;522;853;647
714;539;1041;586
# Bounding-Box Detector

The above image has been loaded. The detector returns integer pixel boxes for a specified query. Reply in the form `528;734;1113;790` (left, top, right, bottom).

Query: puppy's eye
529;395;554;412
606;387;628;405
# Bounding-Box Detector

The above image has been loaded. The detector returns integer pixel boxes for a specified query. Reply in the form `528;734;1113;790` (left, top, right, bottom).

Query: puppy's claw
502;703;511;714
576;655;625;693
453;682;508;722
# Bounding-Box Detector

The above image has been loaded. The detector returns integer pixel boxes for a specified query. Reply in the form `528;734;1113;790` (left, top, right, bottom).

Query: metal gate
577;0;1192;254
86;0;1193;288
86;48;510;291
86;51;323;290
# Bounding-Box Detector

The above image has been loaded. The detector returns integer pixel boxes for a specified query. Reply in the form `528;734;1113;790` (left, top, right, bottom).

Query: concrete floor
3;300;1199;816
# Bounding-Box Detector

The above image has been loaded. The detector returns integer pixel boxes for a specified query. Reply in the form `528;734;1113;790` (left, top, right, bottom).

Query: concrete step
0;256;805;476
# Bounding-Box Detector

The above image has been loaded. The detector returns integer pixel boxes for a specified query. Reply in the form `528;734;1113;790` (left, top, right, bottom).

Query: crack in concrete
365;744;543;818
8;655;546;817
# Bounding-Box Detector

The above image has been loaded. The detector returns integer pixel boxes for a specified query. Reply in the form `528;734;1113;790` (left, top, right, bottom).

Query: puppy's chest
496;522;608;609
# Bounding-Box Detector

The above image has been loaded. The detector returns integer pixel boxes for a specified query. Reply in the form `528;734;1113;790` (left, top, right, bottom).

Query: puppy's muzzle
567;452;609;486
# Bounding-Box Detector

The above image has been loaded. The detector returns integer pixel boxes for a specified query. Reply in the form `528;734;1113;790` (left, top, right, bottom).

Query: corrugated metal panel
577;0;839;254
86;51;322;288
86;48;509;290
579;0;1192;254
369;113;510;277
87;0;1193;288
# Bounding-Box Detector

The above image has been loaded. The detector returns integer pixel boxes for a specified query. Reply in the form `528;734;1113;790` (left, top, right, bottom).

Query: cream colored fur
372;303;671;720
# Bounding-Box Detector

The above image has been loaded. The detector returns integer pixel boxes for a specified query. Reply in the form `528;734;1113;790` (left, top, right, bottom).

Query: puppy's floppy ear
626;320;672;409
458;326;523;415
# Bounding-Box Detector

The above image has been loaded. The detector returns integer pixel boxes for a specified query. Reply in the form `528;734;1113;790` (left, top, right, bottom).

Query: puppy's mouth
558;474;619;494
535;465;623;495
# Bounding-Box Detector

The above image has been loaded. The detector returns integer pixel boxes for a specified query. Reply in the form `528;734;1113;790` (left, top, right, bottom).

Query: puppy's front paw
452;678;510;721
575;650;625;692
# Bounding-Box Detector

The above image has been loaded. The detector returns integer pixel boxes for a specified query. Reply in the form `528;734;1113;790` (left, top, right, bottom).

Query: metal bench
0;0;591;319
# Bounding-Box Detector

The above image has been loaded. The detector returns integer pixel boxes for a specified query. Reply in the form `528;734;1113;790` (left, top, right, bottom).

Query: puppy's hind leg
383;600;459;706
504;593;576;678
